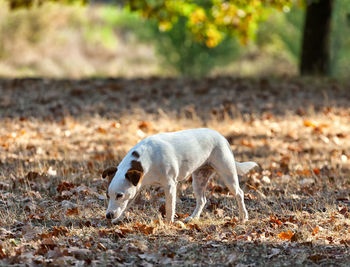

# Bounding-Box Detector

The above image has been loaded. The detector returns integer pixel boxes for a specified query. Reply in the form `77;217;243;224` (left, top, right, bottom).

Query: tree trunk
300;0;334;76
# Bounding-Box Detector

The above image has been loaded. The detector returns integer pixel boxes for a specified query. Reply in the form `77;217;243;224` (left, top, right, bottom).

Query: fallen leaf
338;206;348;216
26;171;40;181
176;213;189;219
278;230;294;240
51;226;69;237
138;121;152;132
57;182;77;193
133;223;155;235
96;127;107;134
187;224;201;231
303;120;317;128
66;207;79;216
269;216;282;227
313;168;320;175
0;245;7;259
240;139;254;148
308;254;326;263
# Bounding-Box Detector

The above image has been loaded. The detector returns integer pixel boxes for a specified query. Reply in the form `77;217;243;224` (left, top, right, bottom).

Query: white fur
106;128;257;223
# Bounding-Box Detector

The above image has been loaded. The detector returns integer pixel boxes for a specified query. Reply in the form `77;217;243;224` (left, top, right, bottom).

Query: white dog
103;128;257;224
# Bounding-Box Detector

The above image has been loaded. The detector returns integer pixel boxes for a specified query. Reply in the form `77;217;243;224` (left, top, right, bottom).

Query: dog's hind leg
184;166;216;222
217;167;248;222
211;146;249;222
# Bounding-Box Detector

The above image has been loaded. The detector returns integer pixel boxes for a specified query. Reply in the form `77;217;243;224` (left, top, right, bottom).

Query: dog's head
104;155;144;223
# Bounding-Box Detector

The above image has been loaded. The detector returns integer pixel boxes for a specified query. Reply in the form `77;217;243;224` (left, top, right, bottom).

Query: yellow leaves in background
129;0;293;48
205;26;222;48
158;20;172;31
189;8;206;25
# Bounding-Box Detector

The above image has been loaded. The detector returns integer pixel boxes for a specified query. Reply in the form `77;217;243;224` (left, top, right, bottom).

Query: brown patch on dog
102;167;117;198
130;160;143;172
131;151;140;158
193;165;215;190
102;167;118;179
125;160;144;186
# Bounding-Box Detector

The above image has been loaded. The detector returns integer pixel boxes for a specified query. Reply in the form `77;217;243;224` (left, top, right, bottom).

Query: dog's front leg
164;181;177;223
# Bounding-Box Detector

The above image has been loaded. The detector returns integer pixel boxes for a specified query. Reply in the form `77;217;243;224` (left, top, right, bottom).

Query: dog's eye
116;193;123;199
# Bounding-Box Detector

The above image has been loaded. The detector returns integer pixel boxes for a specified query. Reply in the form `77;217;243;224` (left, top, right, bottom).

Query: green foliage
149;17;241;76
83;8;119;50
330;0;350;78
108;8;240;76
99;6;155;41
256;7;303;63
94;6;234;76
127;0;293;47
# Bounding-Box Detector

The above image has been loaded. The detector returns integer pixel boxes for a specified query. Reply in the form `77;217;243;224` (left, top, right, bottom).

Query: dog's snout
106;212;113;220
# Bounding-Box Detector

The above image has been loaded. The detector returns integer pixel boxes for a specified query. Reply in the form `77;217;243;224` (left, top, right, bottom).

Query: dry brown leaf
133;223;155;235
57;181;77;193
51;226;69;237
313;168;321;175
338;206;348;216
312;226;319;235
303;120;317;128
240;139;254;148
0;245;7;259
96;127;107;134
176;213;190;219
278;230;294;241
187;224;201;231
66;207;79;216
296;169;311;176
138;121;152;132
269;216;283;227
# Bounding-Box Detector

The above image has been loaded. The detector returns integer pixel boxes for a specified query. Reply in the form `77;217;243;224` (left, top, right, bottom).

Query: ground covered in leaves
0;77;350;266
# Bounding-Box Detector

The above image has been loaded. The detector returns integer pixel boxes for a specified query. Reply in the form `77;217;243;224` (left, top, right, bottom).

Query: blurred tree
300;0;334;76
6;0;86;9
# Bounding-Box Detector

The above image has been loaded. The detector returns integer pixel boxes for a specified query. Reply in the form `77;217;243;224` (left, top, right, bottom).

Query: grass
0;77;350;265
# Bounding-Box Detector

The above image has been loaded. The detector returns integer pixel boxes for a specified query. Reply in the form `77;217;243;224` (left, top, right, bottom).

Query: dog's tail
235;161;258;176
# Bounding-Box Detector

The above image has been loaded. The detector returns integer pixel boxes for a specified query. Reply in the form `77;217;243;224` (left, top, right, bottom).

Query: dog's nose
106;212;113;220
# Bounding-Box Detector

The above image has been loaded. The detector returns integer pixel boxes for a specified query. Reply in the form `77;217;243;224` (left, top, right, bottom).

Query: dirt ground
0;77;350;266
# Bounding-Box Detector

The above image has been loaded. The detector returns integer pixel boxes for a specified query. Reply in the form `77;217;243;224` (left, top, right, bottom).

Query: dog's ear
102;167;117;184
102;167;117;198
125;160;144;186
125;170;143;186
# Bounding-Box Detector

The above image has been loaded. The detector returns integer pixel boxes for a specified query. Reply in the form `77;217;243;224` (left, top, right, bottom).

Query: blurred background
0;0;349;79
